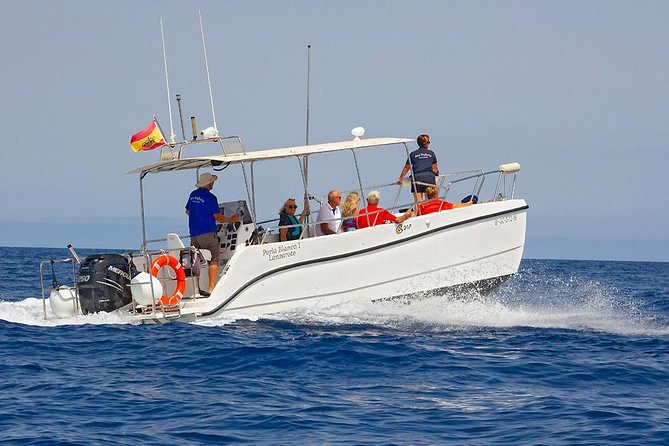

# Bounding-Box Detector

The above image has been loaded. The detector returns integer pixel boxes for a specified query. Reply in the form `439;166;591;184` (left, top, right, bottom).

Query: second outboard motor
77;254;132;314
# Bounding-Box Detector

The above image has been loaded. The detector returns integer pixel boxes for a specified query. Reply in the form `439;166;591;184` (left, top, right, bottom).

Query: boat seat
166;233;186;258
132;256;147;272
262;234;281;244
197;249;212;262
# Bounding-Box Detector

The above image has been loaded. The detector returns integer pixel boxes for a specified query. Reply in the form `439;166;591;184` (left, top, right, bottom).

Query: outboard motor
77;254;132;314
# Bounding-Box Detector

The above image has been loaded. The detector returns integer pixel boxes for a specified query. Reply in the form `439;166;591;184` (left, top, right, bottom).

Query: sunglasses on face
287;205;298;209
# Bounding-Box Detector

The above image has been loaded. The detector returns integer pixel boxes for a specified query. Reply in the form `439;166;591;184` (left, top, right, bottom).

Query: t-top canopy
127;137;412;175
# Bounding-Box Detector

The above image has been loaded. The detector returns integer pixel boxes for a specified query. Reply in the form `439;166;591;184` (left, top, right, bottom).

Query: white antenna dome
351;127;365;140
201;126;219;139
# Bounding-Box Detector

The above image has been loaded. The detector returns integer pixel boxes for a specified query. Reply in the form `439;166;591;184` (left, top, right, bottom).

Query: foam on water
2;268;667;336
198;274;669;336
0;297;133;327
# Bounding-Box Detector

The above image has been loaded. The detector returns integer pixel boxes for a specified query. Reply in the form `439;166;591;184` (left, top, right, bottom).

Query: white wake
2;277;667;336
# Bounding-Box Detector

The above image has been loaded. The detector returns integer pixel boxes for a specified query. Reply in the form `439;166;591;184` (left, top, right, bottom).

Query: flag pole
199;10;219;134
153;115;167;143
160;19;176;144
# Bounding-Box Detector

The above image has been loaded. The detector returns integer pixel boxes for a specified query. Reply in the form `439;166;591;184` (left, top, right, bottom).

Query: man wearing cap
186;172;239;294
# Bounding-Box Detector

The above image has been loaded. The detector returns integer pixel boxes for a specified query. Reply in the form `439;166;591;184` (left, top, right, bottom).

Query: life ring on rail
150;254;186;306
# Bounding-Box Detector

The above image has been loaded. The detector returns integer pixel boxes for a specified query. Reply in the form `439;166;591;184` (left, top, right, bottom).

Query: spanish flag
130;119;166;152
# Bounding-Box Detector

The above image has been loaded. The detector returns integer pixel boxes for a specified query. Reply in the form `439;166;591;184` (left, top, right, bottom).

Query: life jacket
420;199;454;215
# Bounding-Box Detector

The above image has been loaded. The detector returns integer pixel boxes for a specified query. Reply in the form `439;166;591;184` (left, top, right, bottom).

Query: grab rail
39;257;78;320
142;165;521;250
258;165;520;244
125;249;200;317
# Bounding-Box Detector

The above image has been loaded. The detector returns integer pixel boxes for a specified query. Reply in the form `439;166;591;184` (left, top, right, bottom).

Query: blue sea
0;246;667;445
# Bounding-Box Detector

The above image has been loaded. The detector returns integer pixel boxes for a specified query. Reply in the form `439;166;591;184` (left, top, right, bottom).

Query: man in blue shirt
397;134;440;211
185;172;239;294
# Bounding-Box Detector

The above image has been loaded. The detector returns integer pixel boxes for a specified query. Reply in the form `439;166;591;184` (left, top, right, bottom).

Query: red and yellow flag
130;119;166;152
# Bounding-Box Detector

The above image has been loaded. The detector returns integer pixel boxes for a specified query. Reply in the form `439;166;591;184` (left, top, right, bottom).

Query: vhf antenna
305;44;311;146
199;10;219;136
160;19;176;144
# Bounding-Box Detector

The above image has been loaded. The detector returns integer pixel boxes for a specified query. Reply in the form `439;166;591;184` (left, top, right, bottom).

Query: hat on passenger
196;172;218;188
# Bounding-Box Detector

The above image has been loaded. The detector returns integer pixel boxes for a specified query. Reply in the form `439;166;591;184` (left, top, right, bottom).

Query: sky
0;0;667;261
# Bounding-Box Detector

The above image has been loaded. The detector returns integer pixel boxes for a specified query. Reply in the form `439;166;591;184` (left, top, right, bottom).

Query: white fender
49;286;79;318
130;272;164;306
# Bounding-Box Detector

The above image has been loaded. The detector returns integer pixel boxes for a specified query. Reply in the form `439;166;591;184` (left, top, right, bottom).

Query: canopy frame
135;137;412;249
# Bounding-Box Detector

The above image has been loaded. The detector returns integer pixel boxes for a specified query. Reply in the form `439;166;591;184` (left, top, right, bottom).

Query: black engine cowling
77;254;132;314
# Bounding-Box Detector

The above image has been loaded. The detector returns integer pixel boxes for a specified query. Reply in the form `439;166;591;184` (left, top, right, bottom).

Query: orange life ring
151;254;186;306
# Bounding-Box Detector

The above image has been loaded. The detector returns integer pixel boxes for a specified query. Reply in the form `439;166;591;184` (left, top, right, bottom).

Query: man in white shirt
315;190;342;236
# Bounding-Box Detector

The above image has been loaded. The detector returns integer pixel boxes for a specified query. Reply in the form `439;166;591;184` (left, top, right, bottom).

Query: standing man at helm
397;134;440;211
185;172;239;295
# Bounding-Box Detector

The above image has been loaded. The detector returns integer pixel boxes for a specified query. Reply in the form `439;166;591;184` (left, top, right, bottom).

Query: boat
40;17;527;323
42;131;528;323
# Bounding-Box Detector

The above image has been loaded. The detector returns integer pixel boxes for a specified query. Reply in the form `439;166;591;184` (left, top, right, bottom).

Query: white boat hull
131;199;527;322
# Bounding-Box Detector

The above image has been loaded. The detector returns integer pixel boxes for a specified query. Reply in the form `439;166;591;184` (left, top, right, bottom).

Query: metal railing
39;257;79;320
256;166;520;244
125;248;203;318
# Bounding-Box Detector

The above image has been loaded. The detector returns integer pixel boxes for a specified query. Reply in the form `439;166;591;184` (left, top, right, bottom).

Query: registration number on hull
494;214;517;226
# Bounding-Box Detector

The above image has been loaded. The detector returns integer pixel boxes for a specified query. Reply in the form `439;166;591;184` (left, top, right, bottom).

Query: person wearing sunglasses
278;198;309;241
397;134;440;207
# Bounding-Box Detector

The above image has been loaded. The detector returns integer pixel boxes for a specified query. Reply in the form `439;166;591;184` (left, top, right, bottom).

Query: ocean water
0;247;667;445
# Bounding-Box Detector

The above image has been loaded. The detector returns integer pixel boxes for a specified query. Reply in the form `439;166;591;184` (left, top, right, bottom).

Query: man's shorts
191;232;220;263
410;175;436;193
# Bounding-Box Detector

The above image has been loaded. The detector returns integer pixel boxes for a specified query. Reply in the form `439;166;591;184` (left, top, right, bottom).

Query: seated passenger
357;190;412;229
419;186;473;215
340;191;360;232
278;198;309;241
315;189;342;236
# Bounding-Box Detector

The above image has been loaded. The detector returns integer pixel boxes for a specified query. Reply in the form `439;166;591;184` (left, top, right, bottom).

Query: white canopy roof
127;137;412;175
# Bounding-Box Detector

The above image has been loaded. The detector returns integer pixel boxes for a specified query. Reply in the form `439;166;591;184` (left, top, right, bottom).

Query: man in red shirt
418;186;473;215
357;190;412;229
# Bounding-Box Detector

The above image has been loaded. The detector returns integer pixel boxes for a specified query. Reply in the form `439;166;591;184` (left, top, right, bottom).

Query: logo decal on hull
262;242;302;262
396;223;412;234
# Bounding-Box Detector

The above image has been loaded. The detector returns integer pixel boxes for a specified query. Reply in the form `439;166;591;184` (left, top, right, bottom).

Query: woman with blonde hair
278;198;309;241
339;191;360;232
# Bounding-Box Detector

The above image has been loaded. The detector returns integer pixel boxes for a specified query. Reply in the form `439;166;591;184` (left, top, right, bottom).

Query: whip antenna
305;44;311;145
303;45;312;232
160;19;176;144
199;10;219;134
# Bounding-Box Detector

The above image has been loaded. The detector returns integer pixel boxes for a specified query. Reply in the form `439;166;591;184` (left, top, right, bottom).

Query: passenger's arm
319;222;335;235
395;208;413;224
299;205;310;223
397;164;411;184
432;162;439;175
279;227;288;242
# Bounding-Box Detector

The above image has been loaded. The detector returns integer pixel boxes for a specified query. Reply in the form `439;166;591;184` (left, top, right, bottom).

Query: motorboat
42;132;528;323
